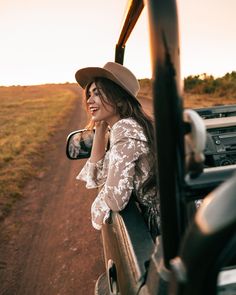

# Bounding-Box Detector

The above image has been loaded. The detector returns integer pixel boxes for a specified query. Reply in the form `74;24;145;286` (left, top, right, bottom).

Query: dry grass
183;93;236;108
138;79;153;100
138;78;236;108
0;83;80;219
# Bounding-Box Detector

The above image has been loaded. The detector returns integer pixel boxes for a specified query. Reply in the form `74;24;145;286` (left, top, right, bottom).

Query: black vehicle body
66;0;236;294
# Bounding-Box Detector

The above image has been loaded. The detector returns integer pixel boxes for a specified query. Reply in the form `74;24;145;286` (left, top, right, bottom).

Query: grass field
0;83;80;219
0;80;235;220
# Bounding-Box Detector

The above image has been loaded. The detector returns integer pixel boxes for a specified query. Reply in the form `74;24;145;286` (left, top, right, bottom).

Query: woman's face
87;82;120;126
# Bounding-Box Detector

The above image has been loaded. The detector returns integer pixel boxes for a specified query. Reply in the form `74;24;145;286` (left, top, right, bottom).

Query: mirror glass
66;129;94;159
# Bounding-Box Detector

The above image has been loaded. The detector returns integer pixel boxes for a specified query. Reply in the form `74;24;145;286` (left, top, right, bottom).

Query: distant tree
184;75;203;91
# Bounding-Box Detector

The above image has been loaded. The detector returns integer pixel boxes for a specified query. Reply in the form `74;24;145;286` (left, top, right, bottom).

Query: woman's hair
84;77;157;193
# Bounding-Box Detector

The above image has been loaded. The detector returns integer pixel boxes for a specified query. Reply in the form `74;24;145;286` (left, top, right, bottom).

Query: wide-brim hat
75;62;140;103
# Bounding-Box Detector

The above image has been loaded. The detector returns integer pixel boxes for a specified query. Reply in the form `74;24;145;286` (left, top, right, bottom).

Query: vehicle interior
66;0;236;294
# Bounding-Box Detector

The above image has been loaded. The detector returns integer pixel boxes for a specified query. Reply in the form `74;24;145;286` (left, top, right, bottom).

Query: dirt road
0;88;152;295
0;86;104;295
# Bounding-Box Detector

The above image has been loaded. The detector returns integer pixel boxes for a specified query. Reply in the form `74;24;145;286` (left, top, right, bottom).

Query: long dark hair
84;77;157;193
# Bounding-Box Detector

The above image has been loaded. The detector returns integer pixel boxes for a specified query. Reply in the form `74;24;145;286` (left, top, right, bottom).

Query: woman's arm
90;121;108;163
91;135;149;230
76;121;109;188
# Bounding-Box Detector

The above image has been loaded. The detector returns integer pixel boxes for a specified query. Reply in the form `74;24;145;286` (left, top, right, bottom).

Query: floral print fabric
77;118;160;237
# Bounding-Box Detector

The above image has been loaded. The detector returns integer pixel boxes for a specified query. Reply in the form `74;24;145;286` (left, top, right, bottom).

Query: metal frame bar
115;0;185;269
146;0;186;268
115;0;144;64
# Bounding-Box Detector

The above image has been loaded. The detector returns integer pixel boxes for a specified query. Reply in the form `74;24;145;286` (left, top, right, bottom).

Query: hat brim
75;67;115;88
75;67;140;104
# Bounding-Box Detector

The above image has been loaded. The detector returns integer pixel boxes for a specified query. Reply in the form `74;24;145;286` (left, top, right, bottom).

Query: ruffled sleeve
76;157;107;188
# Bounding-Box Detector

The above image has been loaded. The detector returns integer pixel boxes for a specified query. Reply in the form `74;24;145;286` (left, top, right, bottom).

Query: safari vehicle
66;0;236;294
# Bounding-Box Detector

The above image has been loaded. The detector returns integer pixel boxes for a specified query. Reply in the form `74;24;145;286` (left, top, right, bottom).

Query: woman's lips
90;107;99;115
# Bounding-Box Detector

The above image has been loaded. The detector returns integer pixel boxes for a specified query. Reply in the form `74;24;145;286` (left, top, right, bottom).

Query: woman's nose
87;95;95;104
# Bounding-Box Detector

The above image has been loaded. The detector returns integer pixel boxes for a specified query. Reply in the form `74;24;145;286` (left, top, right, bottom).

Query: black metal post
146;0;186;268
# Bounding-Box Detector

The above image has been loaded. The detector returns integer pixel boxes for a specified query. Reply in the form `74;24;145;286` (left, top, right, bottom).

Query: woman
75;62;160;240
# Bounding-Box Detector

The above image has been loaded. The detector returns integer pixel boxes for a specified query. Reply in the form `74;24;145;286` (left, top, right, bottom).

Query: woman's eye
94;91;99;96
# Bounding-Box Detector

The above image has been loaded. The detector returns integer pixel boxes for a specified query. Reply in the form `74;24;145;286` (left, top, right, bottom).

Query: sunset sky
0;0;236;86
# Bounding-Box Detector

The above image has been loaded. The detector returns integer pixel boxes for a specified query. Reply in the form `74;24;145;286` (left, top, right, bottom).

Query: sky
0;0;236;86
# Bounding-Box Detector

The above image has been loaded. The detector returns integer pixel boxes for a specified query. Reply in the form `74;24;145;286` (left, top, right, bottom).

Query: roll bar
115;0;185;268
115;0;144;64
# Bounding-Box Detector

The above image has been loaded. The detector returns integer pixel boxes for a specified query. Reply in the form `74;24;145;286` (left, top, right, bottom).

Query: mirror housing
66;129;94;160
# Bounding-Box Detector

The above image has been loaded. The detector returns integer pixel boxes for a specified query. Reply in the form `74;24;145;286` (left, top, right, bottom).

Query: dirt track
0;89;152;295
0;87;105;295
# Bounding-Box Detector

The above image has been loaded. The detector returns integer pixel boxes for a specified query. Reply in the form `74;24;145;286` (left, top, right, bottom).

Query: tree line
184;71;236;97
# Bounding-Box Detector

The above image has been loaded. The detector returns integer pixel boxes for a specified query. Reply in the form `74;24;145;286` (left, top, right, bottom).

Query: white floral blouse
77;118;160;238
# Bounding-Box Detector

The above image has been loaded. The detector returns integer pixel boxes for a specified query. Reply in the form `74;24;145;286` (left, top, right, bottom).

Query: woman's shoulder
110;118;147;143
112;118;142;130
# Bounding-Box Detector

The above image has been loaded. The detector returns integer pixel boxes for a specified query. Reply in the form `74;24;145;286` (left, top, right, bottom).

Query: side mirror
66;129;94;160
